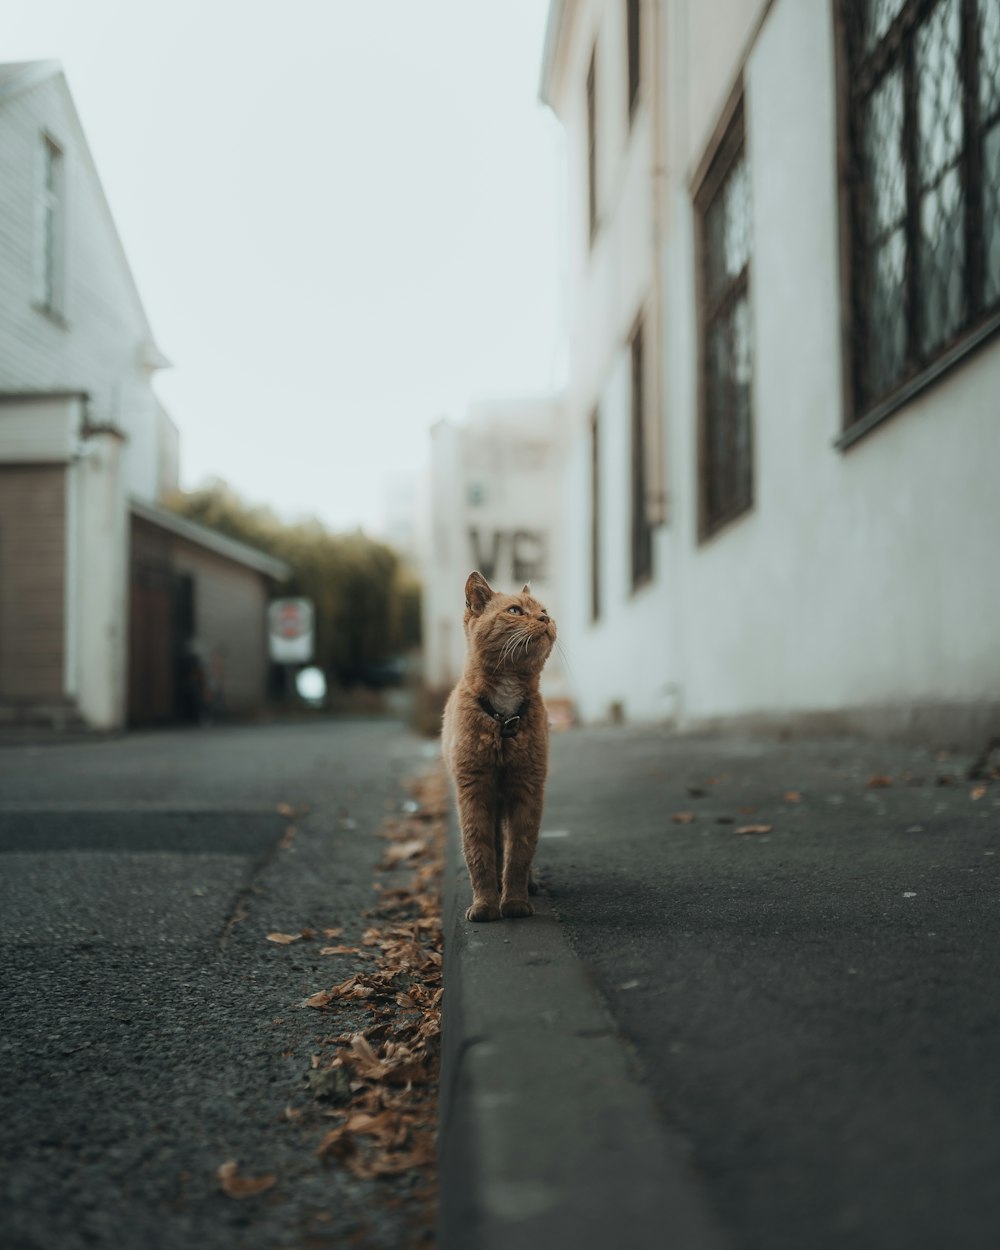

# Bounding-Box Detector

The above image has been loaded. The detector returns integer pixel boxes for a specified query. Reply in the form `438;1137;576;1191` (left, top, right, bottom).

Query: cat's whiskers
554;637;574;678
494;629;521;672
496;632;519;670
497;626;533;671
510;629;533;667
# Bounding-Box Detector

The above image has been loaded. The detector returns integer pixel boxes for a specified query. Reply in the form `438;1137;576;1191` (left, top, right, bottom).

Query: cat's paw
466;901;502;923
500;898;534;919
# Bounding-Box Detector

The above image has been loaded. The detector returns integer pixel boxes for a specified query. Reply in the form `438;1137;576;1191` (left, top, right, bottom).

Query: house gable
0;60;171;501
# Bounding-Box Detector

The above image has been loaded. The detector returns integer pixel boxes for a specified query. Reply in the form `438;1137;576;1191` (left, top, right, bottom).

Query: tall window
695;95;753;539
587;46;598;243
37;134;65;317
590;410;601;622
630;318;653;588
627;0;641;119
837;0;1000;436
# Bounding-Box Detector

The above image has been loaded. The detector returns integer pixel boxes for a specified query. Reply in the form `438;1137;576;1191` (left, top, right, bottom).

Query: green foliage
165;479;422;686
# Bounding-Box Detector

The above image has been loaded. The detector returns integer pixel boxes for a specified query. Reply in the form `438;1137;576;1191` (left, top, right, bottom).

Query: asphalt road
537;727;1000;1250
0;718;431;1250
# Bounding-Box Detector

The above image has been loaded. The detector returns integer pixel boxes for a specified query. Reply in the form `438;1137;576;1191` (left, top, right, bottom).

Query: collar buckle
499;715;520;739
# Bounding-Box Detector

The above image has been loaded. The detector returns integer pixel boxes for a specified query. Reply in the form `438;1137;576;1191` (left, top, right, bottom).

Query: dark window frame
587;45;599;245
589;409;601;622
835;0;1000;447
693;86;755;542
37;132;66;321
626;0;641;122
629;315;654;590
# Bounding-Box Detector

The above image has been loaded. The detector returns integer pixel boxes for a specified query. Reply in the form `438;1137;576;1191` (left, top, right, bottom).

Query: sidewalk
437;725;1000;1250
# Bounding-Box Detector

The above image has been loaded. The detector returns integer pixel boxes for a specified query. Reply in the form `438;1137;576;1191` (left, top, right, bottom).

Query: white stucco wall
546;0;674;722
561;352;675;722
546;0;1000;731
663;0;1000;722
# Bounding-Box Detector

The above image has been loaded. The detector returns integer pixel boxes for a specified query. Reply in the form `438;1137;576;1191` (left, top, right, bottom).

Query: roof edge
0;60;62;104
130;497;291;582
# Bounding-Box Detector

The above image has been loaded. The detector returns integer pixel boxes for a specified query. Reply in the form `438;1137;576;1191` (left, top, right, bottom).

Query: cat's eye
507;605;524;615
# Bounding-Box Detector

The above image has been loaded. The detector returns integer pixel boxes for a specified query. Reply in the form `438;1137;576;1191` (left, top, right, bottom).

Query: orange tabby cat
442;571;556;922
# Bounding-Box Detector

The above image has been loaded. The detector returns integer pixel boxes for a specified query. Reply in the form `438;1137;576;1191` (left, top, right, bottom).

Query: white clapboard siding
0;66;167;503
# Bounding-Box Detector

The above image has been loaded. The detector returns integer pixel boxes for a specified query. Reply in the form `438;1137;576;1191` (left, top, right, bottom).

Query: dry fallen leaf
276;802;295;818
216;1160;277;1199
971;785;987;800
736;824;773;835
671;811;696;824
308;1067;352;1102
322;926;345;939
320;945;364;956
867;775;893;788
305;989;334;1009
266;932;300;945
783;790;801;803
380;839;425;867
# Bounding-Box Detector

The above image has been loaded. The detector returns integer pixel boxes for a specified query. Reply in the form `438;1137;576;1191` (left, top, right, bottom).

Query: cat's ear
465;570;494;615
521;583;531;595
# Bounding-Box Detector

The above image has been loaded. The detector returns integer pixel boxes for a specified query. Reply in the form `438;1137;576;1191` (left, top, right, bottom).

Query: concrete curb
437;813;728;1250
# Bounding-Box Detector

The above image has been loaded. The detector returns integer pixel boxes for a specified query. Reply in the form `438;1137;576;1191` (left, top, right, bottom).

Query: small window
626;0;641;119
837;0;1000;438
586;45;598;244
695;94;754;539
629;317;653;588
36;134;65;317
589;409;601;621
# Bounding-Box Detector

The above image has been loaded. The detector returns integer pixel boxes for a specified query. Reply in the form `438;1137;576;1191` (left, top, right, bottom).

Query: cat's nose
538;613;550;624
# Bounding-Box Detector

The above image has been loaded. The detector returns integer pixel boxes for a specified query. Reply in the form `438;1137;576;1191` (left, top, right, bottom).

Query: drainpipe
648;0;670;526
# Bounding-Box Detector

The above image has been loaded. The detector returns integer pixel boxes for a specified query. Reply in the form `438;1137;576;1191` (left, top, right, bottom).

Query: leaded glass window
696;97;754;538
839;0;1000;429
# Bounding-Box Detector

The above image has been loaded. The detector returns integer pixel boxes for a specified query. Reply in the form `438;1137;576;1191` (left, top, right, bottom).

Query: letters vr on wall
468;529;547;586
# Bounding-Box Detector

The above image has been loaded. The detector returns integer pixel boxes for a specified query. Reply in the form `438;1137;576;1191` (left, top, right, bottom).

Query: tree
166;480;421;687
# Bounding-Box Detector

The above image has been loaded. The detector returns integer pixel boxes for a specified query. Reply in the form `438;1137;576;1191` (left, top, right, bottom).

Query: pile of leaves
305;767;447;1186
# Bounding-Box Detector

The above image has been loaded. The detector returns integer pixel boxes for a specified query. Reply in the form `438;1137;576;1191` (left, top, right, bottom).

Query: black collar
477;694;530;739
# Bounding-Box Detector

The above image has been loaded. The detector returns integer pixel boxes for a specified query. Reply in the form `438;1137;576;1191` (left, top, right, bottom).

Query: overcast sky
6;0;567;535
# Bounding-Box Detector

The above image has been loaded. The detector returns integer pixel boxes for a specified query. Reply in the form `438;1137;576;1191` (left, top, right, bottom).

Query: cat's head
463;570;556;674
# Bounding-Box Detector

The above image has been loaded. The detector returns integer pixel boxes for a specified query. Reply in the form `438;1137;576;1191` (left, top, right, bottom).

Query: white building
541;0;1000;740
423;397;565;700
0;61;286;730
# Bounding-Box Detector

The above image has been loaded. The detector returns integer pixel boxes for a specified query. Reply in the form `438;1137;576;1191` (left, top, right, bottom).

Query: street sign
268;597;315;664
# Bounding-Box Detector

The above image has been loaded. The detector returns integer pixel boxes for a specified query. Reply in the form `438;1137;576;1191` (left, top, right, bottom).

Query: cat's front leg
500;793;543;919
456;788;502;922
